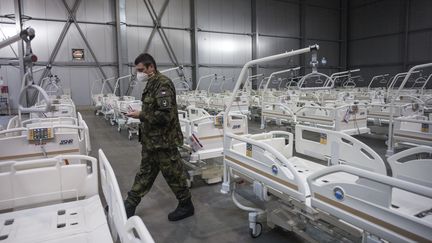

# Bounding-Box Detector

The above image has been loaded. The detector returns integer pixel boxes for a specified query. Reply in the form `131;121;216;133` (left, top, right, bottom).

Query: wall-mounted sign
72;49;84;60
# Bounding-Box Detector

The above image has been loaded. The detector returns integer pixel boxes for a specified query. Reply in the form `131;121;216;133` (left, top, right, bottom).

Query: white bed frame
179;106;248;184
0;150;154;243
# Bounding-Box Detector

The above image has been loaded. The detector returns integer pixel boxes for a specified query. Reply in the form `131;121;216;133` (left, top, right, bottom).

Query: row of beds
217;48;432;242
0;81;155;243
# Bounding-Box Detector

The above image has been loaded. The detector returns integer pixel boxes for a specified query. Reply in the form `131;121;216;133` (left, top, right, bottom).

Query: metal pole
13;1;24;81
251;0;259;89
190;0;199;89
115;0;129;95
299;0;306;75
14;0;26;105
346;0;351;69
339;0;348;71
403;0;410;70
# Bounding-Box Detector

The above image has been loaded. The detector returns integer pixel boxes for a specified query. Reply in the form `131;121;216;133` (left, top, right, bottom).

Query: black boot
124;200;137;218
168;197;194;221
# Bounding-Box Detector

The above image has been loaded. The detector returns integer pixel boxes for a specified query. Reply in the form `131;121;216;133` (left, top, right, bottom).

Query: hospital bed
296;103;370;135
220;47;432;242
207;92;250;116
102;75;136;125
387;63;432;155
0;149;154;243
177;74;217;109
179;106;248;184
392;115;432;147
259;68;301;126
114;99;142;140
91;76;116;116
31;89;77;119
260;68;370;135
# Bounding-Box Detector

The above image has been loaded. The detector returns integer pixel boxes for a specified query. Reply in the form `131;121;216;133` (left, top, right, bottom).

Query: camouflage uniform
126;71;190;207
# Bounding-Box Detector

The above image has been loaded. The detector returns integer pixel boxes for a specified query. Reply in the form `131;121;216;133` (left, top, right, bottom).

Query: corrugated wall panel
23;0;67;19
199;32;251;66
197;0;251;33
410;0;432;30
258;0;300;37
348;0;431;82
350;0;404;39
349;35;404;66
306;0;339;8
408;31;432;63
126;27;190;66
0;0;14;14
259;37;300;65
305;6;339;40
125;0;153;26
161;0;190;29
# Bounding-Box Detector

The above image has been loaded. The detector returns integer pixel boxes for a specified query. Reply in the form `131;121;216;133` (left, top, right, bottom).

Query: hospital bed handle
19;84;51;113
0;127;27;135
125;216;155;243
297;72;335;90
306;165;432;198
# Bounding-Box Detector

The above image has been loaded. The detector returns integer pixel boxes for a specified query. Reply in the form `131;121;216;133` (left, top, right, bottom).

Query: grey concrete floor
82;111;388;243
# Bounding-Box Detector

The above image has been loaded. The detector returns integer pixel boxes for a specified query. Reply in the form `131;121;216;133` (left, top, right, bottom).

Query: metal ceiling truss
141;0;184;78
30;0;113;105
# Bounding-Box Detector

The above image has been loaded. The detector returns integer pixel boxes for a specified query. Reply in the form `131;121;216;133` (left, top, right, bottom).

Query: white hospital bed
393;115;432;147
0;150;154;243
115;99;142;140
179;106;248;184
387;63;432;155
91;76;116;116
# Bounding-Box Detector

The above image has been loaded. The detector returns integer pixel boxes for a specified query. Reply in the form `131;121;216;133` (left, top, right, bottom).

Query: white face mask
136;72;148;82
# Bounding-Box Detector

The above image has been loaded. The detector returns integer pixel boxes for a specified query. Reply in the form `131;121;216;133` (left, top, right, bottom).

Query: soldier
125;53;194;221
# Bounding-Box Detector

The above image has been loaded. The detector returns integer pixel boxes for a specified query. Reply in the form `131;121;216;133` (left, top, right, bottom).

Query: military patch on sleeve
162;99;168;107
156;88;172;110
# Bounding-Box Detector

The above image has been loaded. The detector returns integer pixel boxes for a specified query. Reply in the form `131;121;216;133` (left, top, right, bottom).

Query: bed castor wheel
249;222;262;238
128;133;132;140
117;126;121;132
110;119;115;126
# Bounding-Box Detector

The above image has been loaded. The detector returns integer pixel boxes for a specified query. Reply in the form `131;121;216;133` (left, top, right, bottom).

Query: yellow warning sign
421;123;429;133
320;133;327;145
246;143;252;157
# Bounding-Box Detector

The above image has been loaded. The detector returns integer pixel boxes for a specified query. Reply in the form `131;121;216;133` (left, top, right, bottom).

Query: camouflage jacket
138;71;183;150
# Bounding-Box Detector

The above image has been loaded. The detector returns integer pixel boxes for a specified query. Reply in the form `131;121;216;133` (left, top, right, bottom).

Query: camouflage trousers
126;146;191;207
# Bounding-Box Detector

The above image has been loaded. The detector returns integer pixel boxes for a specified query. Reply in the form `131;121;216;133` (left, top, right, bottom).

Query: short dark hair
134;53;157;71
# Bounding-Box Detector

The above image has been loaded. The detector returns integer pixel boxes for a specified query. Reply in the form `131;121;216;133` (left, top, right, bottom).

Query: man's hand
126;110;140;118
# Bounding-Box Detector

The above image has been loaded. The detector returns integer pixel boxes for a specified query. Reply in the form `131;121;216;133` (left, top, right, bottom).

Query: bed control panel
28;128;54;141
